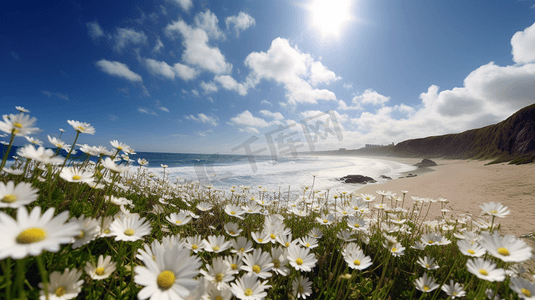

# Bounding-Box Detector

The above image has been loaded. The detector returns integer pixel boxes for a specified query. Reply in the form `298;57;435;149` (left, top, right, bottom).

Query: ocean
134;152;417;194
2;145;417;194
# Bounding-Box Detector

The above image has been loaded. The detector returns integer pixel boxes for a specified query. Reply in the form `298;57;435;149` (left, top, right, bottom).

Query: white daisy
441;280;466;299
287;244;317;272
203;235;231;253
466;258;505;282
184;235;205;253
510;277;535;299
38;268;83;300
292;275;313;299
343;246;373;270
200;256;234;291
0;206;80;259
84;255;117;280
224;222;243;237
70;215;99;249
67;120;95;135
479;202;510;218
230;237;253;255
134;242;202;300
241;248;274;279
102;157;129;173
457;240;486;257
166;212;192;226
414;272;439;293
480;231;533;263
59;167;94;184
416;255;440;270
0;180;39;208
109;213;152;242
0;112;39;136
230;273;271;300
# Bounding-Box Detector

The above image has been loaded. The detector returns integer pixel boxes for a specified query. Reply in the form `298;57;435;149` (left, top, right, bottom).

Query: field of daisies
1;107;534;300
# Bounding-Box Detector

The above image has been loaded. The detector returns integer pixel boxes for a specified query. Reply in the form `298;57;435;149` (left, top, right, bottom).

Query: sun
309;0;353;37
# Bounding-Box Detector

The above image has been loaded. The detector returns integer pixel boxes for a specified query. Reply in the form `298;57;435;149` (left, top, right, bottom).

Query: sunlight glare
309;0;352;37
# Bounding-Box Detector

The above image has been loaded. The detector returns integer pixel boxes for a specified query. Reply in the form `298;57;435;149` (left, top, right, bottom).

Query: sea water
137;153;417;194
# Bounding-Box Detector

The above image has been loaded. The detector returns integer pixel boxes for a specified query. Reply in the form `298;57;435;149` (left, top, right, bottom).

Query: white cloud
41;91;69;101
229;110;270;128
244;37;337;105
165;20;232;74
168;0;192;12
259;110;284;120
152;38;164;53
198;129;213;136
138;107;157;115
200;81;218;94
155;100;169;112
96;59;142;82
352;89;390;106
195;10;225;40
144;58;199;81
511;21;535;64
343;83;353;89
260;99;272;106
309;61;341;86
225;12;255;37
114;28;147;52
214;75;248;96
186;113;218;126
337;99;361;110
191;89;199;97
86;21;104;40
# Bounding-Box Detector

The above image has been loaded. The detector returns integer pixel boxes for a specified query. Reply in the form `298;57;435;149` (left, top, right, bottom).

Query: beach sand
354;157;535;238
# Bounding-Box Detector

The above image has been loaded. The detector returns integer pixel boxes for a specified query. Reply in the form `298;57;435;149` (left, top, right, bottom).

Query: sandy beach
354;157;535;238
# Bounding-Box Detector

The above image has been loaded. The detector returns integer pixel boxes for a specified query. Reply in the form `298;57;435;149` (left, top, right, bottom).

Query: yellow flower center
16;227;47;244
323;220;328;223
343;212;347;215
175;220;182;224
157;270;175;289
229;231;236;235
497;247;510;256
479;269;488;276
244;288;253;296
306;243;311;247
391;247;397;252
354;223;360;228
230;211;236;215
257;238;263;243
270;234;276;239
55;286;66;297
13;122;23;128
521;288;531;297
212;246;220;251
72;175;81;180
353;259;361;265
423;285;429;291
428;240;434;244
95;267;105;276
240;247;245;252
490;210;498;214
426;264;430;269
75;230;85;239
76;126;85;132
467;249;475;254
296;258;304;265
124;229;135;236
192;244;198;250
231;263;237;270
285;242;290;247
104;229;110;234
215;273;224;282
118;146;123;150
252;265;261;273
1;194;17;203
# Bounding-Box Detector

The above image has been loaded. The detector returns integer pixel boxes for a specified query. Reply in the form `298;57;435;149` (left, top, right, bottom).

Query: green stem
0;131;16;171
36;255;49;300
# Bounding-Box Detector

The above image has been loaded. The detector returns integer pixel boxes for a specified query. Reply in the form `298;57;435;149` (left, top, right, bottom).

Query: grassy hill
390;103;535;164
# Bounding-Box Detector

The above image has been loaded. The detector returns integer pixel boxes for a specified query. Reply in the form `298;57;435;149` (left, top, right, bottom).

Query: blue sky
2;0;535;155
